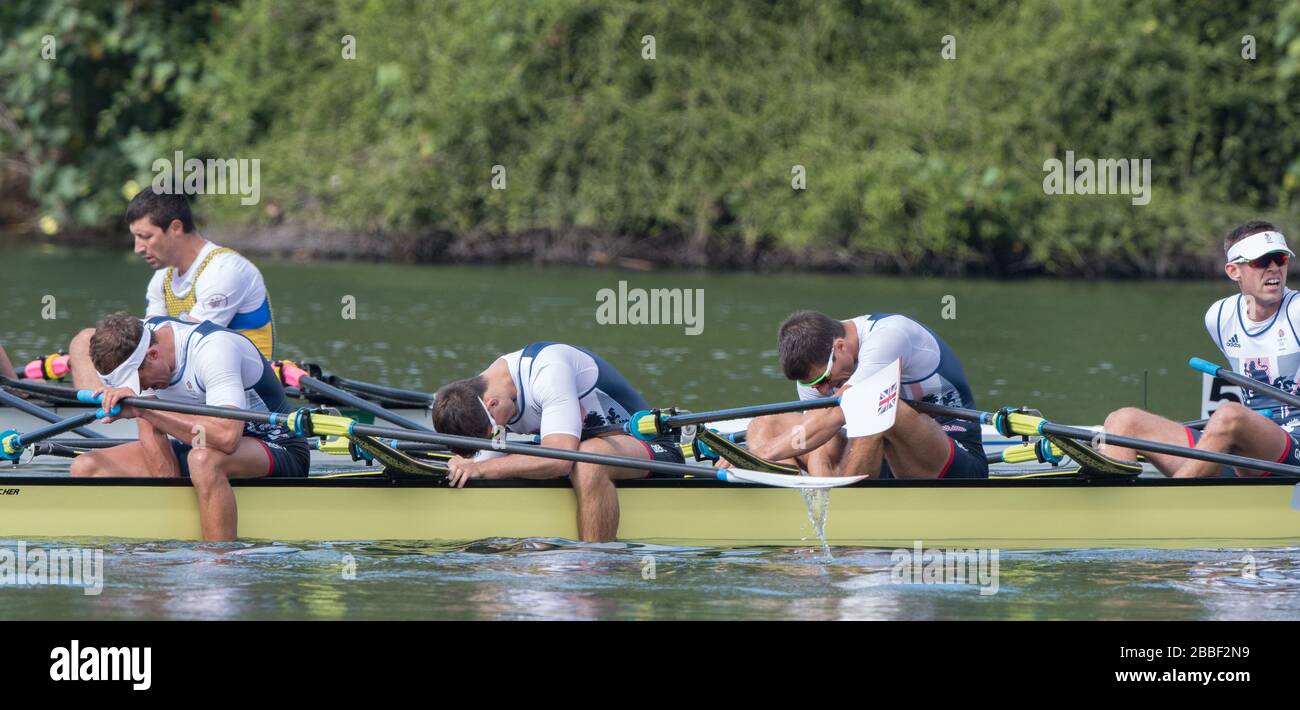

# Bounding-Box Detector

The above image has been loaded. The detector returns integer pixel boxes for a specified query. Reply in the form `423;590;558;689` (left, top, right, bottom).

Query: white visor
1227;230;1295;263
96;322;150;394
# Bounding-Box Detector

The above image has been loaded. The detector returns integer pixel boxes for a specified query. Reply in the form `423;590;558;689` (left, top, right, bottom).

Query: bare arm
752;402;847;462
135;414;181;476
471;433;579;479
0;346;15;380
137;408;246;455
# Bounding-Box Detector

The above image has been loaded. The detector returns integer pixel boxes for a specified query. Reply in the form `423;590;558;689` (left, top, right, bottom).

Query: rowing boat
5;371;1293;549
0;473;1295;548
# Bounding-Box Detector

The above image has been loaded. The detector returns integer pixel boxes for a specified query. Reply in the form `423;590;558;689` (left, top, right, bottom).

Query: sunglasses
798;345;837;388
1235;252;1290;269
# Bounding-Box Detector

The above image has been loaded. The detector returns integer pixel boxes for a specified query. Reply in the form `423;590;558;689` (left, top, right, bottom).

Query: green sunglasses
798;346;836;387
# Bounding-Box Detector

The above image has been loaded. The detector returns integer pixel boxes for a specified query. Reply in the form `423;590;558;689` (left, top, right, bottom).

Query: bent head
778;310;853;396
1224;221;1293;310
88;314;171;393
126;190;195;270
431;376;515;456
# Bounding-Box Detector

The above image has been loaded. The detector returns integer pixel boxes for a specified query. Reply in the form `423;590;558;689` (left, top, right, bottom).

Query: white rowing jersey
499;342;649;440
1205;289;1300;411
145;240;274;357
796;314;975;409
142;316;294;441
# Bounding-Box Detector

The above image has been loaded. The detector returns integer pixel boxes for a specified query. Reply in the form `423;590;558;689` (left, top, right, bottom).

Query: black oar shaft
0;388;105;438
331;376;432;405
910;400;1300;477
8;411;101;448
661;397;839;428
90;396;707;479
298;375;431;431
346;421;703;478
0;376;81;403
1191;357;1300;409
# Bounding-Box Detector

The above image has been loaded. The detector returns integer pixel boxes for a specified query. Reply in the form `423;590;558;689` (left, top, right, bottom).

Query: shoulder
191;327;253;357
205;249;261;278
1204;296;1235;325
1286;289;1300;317
859;314;919;345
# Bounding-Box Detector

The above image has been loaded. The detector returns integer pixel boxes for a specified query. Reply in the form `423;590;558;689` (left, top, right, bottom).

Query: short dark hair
431;376;491;457
1224;220;1283;255
89;313;153;374
777;310;845;381
127;189;194;233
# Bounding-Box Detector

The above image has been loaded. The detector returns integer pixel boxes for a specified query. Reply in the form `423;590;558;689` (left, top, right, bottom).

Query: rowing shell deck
1;475;1297;548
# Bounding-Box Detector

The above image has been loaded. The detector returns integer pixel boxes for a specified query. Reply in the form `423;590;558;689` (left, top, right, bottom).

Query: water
2;540;1297;620
2;245;1296;620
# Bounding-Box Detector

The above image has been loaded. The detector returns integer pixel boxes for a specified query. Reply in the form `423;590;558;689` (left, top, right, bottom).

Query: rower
70;313;308;540
1102;221;1300;476
0;344;15;381
67;191;276;389
430;342;683;542
742;310;988;479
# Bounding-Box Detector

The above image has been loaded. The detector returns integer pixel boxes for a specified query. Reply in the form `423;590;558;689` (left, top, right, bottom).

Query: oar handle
1188;357;1300;410
1188;357;1221;377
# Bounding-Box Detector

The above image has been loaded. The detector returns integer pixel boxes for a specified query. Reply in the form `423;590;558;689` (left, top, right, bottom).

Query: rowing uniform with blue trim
142;316;307;478
796;314;987;479
493;342;682;467
1197;290;1300;474
145;240;276;360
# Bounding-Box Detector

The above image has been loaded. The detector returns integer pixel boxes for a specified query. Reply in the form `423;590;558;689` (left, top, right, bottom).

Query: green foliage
0;0;229;229
5;0;1300;274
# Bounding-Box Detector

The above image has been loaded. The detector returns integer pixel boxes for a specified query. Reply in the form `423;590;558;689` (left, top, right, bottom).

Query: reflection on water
2;539;1297;621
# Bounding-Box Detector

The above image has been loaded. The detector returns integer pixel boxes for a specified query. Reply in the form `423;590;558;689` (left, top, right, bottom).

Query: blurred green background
3;0;1300;276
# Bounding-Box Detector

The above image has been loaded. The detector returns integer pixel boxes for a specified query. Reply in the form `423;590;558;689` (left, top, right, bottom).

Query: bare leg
185;438;276;541
70;441;181;478
1173;403;1288;478
875;403;964;479
69;328;102;389
569;434;651;542
745;412;845;474
1098;407;1198;476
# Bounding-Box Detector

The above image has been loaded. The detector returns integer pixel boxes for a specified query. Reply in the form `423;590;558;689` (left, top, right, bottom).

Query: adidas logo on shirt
1226;334;1241;348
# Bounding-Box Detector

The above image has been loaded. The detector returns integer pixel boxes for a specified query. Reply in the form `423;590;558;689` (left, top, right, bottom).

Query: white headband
1227;230;1295;263
96;322;150;394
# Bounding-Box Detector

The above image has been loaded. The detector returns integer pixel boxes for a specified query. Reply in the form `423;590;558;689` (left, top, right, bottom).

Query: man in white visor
70;313;308;540
1100;221;1300;476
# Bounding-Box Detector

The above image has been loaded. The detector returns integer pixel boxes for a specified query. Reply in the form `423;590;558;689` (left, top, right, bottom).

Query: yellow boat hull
1;477;1297;548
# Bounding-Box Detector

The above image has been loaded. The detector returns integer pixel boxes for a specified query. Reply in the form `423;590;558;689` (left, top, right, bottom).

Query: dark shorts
1185;416;1298;477
878;418;988;480
169;436;310;479
637;438;686;477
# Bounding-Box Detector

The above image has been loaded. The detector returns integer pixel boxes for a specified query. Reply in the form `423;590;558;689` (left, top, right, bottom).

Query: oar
1189;357;1300;409
909;399;1300;477
72;392;866;489
636;397;839;434
296;363;432;405
278;362;431;431
0;402;120;461
0;387;105;438
630;358;902;440
0;376;82;403
986;439;1063;465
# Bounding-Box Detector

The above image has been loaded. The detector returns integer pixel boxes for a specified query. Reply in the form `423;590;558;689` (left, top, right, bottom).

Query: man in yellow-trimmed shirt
68;191;276;388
